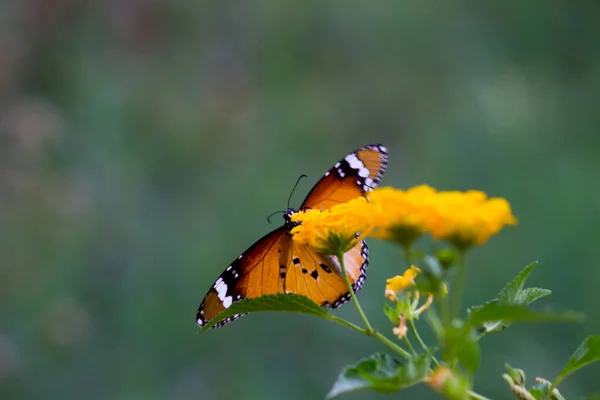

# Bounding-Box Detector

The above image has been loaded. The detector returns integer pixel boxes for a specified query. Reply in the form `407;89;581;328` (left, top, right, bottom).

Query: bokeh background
1;1;599;399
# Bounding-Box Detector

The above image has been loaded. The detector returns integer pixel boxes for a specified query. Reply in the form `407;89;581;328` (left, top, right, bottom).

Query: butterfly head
283;208;300;231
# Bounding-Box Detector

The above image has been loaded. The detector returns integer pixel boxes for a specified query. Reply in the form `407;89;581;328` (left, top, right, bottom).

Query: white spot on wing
215;279;228;301
345;154;365;170
223;296;233;308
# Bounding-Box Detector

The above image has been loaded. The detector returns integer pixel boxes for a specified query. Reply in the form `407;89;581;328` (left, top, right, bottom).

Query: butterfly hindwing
300;144;388;211
283;239;368;308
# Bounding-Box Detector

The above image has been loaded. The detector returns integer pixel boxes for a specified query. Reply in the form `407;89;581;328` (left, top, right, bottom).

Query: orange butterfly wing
196;231;369;328
196;227;286;328
196;144;387;329
283;239;368;308
300;144;388;210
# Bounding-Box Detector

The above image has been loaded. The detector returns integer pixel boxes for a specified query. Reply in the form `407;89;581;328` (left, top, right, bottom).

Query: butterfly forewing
196;143;387;329
196;228;285;328
300;144;388;211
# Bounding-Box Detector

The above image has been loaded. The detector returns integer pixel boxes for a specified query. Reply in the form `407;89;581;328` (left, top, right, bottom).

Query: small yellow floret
385;265;421;301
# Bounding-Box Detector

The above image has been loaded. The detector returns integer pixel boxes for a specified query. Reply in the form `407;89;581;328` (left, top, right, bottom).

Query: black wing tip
354;144;388;190
196;307;249;329
360;143;388;158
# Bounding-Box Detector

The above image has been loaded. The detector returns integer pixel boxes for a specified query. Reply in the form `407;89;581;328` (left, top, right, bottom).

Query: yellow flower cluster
428;190;517;248
368;186;437;246
291;185;517;252
290;197;373;254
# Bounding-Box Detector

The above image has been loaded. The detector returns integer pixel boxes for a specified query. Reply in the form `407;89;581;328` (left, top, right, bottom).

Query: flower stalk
336;251;373;333
450;250;467;320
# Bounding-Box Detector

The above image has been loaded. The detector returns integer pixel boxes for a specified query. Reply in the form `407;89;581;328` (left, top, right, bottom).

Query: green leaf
198;294;330;332
383;302;398;325
528;384;547;400
433;368;472;400
504;363;526;386
326;353;431;398
529;379;566;400
516;287;552;306
469;262;569;336
468;301;508;334
497;261;538;303
414;256;446;297
552;335;600;389
434;247;457;270
468;304;584;328
442;322;480;374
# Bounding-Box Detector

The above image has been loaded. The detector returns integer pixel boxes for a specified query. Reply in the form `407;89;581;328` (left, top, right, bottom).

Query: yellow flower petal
385;266;421;300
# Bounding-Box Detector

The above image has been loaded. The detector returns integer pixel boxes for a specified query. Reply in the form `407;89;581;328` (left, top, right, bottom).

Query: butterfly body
197;144;388;328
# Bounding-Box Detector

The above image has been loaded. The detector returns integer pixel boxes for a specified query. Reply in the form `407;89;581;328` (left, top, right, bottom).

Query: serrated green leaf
198;294;330;332
497;261;539;303
468;301;507;334
468;304;584;328
552;335;600;389
516;287;552;306
470;263;564;336
326;353;431;398
479;320;508;334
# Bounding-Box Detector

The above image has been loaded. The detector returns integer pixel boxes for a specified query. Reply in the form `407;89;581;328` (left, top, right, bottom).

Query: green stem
468;390;493;400
403;334;418;356
450;250;467;320
439;290;450;326
408;318;439;366
327;315;412;360
373;331;413;360
337;251;373;333
327;315;366;335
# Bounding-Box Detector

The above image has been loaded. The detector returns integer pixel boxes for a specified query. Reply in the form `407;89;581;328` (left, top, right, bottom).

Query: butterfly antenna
266;210;284;224
287;174;308;209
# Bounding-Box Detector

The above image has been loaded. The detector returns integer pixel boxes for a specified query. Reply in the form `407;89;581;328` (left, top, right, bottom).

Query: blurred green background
1;1;599;399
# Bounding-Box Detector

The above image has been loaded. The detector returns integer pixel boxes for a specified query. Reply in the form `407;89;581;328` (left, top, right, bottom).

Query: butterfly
196;144;388;328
